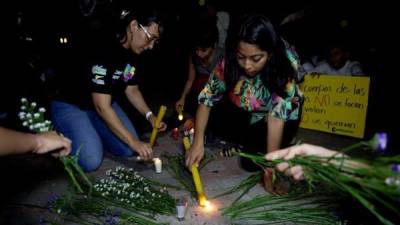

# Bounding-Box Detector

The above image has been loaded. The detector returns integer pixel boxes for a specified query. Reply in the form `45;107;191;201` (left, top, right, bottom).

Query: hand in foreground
33;131;72;158
265;144;337;180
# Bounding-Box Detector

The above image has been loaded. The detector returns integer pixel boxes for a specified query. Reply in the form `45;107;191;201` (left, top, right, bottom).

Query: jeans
51;101;138;172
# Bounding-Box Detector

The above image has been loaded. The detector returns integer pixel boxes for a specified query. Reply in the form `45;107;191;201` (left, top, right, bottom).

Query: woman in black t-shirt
51;3;166;172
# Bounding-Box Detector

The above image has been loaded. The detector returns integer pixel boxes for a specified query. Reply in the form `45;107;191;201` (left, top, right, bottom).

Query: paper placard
299;75;370;138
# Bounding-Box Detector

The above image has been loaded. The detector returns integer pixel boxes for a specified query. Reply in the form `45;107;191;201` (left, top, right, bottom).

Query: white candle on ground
176;198;187;220
153;158;162;173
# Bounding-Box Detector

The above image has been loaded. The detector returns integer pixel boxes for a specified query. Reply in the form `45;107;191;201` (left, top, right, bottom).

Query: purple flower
392;164;400;173
38;217;45;225
105;215;119;225
47;194;59;206
370;132;388;153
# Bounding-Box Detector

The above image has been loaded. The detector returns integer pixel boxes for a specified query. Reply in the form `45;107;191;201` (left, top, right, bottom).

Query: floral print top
198;58;303;124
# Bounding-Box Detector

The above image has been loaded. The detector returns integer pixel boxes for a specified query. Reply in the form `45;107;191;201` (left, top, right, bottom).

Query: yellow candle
198;193;208;207
183;136;206;204
177;107;183;121
183;136;191;151
149;105;167;147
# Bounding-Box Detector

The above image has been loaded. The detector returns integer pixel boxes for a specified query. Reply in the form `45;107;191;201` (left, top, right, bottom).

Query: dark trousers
208;98;300;171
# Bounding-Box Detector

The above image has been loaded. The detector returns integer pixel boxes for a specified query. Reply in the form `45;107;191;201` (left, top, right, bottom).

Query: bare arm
0;127;71;157
176;56;196;111
92;93;153;159
185;103;211;167
266;144;368;180
125;85;153;118
267;115;285;153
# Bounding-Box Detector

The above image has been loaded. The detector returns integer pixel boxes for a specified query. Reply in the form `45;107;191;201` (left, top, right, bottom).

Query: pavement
0;125;360;225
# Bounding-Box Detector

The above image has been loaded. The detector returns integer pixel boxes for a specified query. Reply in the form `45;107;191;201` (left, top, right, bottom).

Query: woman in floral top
186;15;304;192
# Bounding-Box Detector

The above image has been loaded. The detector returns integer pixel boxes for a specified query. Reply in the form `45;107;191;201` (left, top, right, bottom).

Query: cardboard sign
299;75;370;138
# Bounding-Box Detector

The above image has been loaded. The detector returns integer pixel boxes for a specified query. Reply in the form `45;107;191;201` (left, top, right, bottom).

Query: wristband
145;111;153;121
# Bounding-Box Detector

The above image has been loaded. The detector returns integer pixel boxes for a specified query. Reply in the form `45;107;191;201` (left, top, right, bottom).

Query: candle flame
201;200;214;212
178;113;183;121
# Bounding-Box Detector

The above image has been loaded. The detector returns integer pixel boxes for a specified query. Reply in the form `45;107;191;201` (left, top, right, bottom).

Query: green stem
61;158;83;193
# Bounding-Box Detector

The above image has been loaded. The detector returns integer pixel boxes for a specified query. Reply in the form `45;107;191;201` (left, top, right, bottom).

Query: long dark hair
113;2;164;43
225;15;294;97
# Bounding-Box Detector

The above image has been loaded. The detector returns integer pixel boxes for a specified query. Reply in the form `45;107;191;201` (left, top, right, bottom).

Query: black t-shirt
54;42;140;110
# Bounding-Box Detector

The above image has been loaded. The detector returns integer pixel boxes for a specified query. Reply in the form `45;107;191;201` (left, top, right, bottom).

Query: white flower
34;113;40;118
18;112;26;118
28;119;33;123
39;107;46;113
22;121;28;127
21;98;27;103
31;102;37;107
21;106;26;110
26;113;32;118
45;120;51;125
29;125;34;130
385;177;395;185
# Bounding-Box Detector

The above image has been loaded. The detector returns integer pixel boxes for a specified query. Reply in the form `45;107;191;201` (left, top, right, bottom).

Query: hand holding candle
149;105;167;147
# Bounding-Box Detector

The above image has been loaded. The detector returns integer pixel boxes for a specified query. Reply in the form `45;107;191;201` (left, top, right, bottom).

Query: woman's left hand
149;116;167;132
157;121;167;131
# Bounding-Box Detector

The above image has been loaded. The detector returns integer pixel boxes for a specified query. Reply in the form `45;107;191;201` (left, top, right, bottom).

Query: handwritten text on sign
299;75;370;138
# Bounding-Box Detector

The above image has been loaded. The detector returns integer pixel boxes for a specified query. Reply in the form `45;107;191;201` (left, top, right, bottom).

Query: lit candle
198;193;208;207
171;127;179;140
177;106;184;121
183;137;207;205
149;105;167;147
153;157;162;173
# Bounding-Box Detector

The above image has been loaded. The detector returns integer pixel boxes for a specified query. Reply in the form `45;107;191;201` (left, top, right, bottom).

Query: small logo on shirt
113;70;123;80
92;75;105;85
123;64;135;82
92;65;107;76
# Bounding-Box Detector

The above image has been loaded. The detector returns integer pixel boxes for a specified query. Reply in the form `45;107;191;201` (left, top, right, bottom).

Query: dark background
2;0;397;148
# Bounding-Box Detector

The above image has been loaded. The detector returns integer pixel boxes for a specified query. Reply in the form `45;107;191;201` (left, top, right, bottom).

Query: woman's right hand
131;141;153;161
185;141;204;168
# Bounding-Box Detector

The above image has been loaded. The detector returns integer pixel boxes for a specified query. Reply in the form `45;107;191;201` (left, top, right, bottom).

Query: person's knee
79;157;102;172
74;141;103;172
